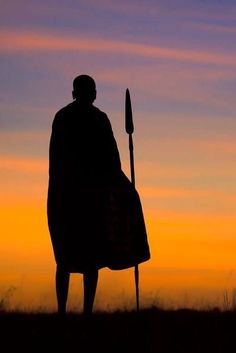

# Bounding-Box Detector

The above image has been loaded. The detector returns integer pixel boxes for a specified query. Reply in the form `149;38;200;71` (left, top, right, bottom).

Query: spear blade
125;88;135;186
125;88;134;135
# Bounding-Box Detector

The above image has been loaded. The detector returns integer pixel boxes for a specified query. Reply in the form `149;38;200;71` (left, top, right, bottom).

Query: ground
1;307;236;352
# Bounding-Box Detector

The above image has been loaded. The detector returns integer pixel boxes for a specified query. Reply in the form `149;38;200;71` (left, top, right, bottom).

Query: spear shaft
125;88;139;311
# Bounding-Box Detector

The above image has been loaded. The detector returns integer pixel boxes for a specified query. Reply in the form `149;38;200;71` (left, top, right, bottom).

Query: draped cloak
47;101;150;273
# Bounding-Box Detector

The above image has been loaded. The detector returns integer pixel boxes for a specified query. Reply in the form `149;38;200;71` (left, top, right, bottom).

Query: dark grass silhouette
1;307;236;353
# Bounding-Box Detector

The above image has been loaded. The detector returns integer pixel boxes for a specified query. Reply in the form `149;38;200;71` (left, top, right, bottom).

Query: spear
125;88;139;311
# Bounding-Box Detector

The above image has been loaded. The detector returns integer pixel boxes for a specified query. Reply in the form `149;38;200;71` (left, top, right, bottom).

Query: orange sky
1;146;236;311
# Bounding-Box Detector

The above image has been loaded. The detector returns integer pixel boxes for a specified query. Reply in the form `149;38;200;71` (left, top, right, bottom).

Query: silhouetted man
47;75;150;316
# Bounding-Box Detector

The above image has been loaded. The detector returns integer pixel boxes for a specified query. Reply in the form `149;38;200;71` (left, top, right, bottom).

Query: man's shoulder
92;105;106;116
92;105;110;123
55;102;74;117
52;102;74;127
52;102;110;129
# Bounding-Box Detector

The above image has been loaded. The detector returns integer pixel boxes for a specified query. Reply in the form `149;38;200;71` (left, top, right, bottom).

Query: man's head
72;75;96;104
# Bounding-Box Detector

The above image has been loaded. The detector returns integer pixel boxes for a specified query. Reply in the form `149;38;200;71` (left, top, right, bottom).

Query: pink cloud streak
1;29;236;67
193;23;236;34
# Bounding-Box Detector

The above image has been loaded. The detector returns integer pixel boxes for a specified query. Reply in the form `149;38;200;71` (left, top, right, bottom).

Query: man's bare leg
83;269;98;316
56;266;70;315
